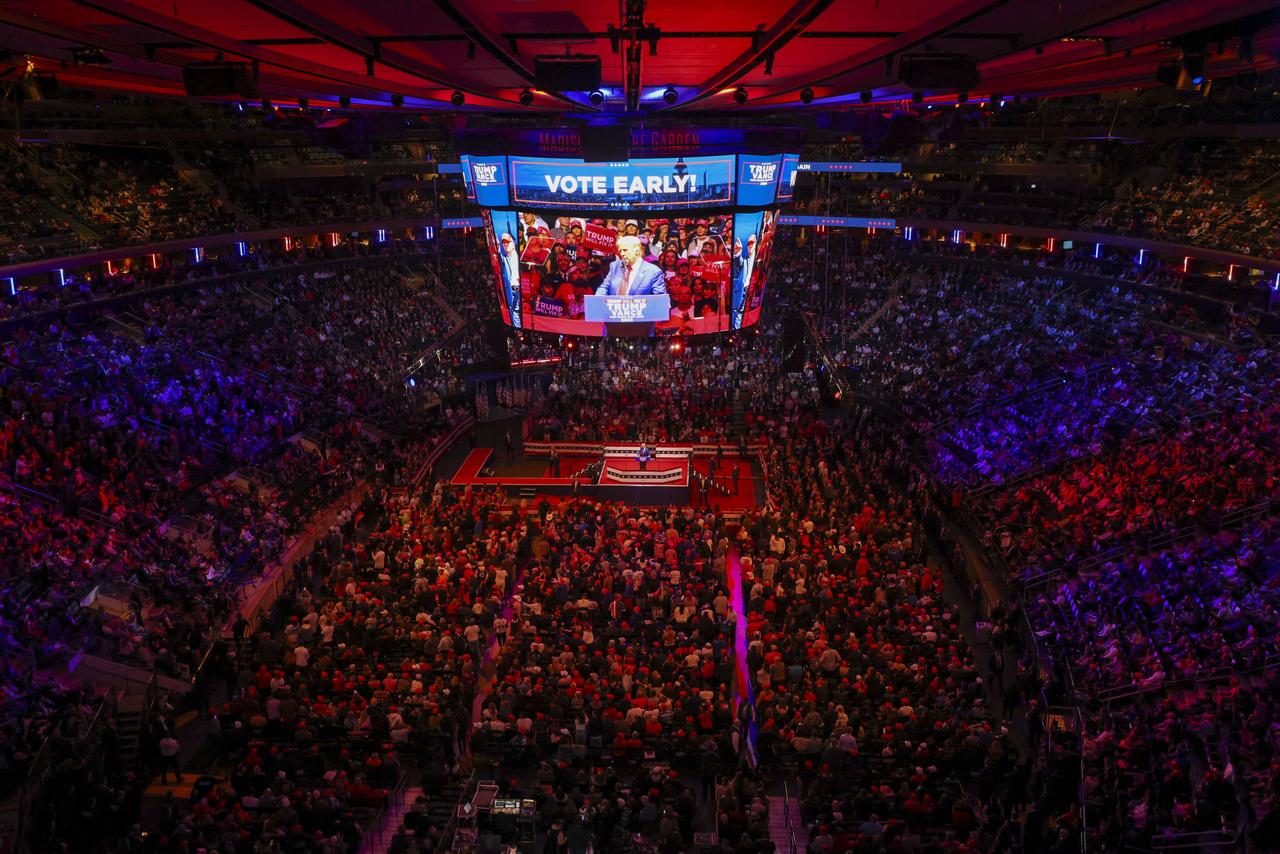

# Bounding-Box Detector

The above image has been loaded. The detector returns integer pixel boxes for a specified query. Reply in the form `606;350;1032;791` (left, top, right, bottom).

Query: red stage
448;445;758;511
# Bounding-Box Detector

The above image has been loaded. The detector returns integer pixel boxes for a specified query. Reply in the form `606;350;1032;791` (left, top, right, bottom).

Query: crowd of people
0;141;470;262
4;95;1280;853
781;227;1280;850
1;248;492;839
799;134;1280;259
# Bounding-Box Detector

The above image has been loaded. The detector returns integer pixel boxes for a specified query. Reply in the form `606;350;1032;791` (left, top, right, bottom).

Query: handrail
782;779;799;854
403;319;472;380
410;416;476;491
359;772;409;853
433;773;478;854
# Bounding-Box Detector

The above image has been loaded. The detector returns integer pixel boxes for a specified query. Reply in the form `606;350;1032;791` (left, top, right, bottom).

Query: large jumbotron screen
465;154;792;336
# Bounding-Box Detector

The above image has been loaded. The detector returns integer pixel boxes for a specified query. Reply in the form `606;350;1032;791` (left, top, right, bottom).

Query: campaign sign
532;296;566;317
509;156;735;209
736;155;782;207
581;222;618;253
584;294;671;323
463;155;509;207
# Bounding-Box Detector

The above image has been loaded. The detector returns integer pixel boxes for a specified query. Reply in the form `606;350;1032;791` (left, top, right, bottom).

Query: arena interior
2;1;1280;852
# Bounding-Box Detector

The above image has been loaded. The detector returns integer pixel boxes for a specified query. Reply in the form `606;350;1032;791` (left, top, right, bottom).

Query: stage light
799;87;814;104
519;88;534;106
662;85;678;104
5;278;14;297
450;90;465;107
588;89;606;106
733;87;748;105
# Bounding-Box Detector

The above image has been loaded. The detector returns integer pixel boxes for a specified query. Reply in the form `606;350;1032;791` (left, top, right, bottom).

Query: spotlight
588;89;606;106
662;85;678;104
733;87;748;105
799;87;814;104
859;89;872;104
450;90;465;107
519;88;534;106
390;93;404;108
911;91;923;103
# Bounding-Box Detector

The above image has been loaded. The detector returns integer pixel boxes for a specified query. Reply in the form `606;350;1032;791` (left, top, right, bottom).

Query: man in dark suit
596;235;667;296
637;442;653;471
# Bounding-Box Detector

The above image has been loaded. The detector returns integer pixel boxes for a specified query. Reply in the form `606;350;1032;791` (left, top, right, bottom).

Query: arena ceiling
0;0;1277;113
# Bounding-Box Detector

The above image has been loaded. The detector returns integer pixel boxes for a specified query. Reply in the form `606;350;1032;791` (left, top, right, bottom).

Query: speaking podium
583;294;671;323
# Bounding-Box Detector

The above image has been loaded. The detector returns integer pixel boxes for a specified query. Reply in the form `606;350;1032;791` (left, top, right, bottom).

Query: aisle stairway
357;785;423;854
115;693;147;770
766;791;806;854
731;388;749;435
